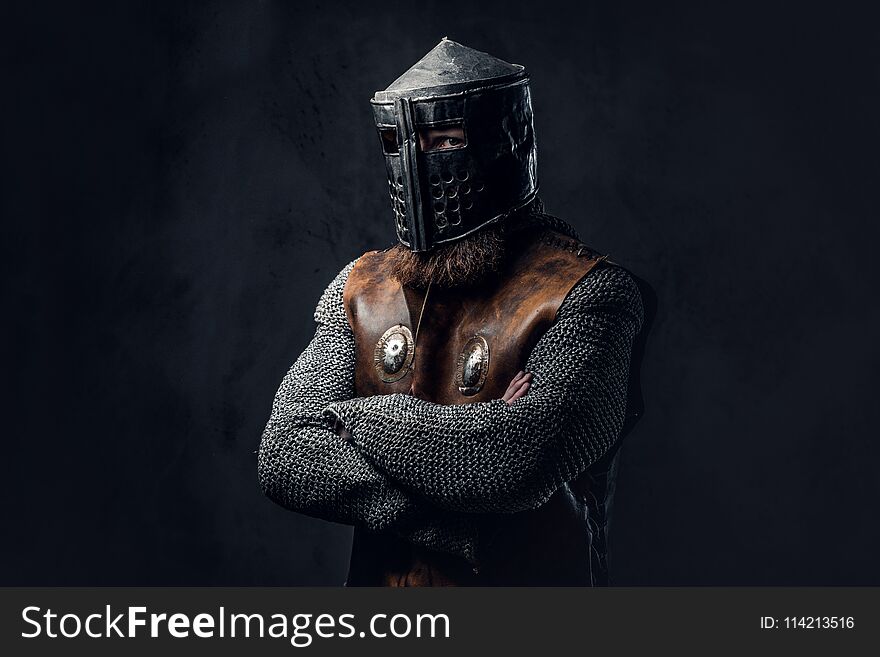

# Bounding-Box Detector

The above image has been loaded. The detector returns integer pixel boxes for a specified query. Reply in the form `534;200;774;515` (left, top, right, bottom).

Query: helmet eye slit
379;128;399;154
418;122;467;153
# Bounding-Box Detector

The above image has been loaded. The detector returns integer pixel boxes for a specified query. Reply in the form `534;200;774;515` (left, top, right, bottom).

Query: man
258;39;647;586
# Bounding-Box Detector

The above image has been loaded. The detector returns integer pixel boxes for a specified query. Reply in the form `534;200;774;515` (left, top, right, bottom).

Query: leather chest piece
343;231;602;405
342;229;605;587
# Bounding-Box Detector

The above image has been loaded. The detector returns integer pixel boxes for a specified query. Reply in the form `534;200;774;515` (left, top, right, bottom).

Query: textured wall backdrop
3;0;879;584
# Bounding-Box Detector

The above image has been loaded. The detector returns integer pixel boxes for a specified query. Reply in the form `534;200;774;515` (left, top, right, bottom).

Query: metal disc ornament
456;335;490;396
374;324;415;383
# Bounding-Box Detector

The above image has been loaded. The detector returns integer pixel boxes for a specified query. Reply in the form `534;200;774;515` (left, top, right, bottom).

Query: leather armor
342;227;610;586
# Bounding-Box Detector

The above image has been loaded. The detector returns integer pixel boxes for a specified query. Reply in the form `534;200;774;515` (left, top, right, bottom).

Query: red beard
386;225;505;289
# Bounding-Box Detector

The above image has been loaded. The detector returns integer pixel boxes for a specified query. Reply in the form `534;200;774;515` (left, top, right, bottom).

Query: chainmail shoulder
258;258;480;563
327;258;644;515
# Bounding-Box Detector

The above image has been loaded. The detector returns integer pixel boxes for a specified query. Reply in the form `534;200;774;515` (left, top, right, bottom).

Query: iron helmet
371;38;539;252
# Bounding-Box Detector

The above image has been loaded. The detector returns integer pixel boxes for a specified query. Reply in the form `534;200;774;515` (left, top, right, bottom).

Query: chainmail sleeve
325;263;644;514
257;260;480;563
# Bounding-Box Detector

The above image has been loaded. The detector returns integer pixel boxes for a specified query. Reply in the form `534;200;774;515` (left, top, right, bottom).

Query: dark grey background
3;0;878;585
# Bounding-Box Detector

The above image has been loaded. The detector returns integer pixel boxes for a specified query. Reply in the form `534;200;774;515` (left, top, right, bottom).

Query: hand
501;370;532;405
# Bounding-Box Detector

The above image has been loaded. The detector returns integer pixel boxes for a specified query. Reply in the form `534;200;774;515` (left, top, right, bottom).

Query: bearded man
258;39;649;586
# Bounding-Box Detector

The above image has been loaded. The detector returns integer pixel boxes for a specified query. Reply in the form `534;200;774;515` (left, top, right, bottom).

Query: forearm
258;418;481;562
326;378;623;514
258;261;480;560
259;414;415;530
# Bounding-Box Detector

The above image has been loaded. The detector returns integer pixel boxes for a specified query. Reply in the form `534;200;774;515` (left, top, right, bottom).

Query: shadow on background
2;0;879;585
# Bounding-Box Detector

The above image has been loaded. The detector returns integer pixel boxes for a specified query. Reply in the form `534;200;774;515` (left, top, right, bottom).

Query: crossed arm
324;262;643;514
257;261;481;562
258;258;642;553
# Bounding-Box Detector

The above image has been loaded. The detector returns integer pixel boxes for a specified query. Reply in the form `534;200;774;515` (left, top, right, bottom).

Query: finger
502;372;525;397
503;371;533;403
512;373;533;394
508;379;531;402
509;381;530;403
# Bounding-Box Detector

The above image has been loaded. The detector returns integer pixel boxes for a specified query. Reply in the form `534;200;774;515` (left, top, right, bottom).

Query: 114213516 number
783;617;855;629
